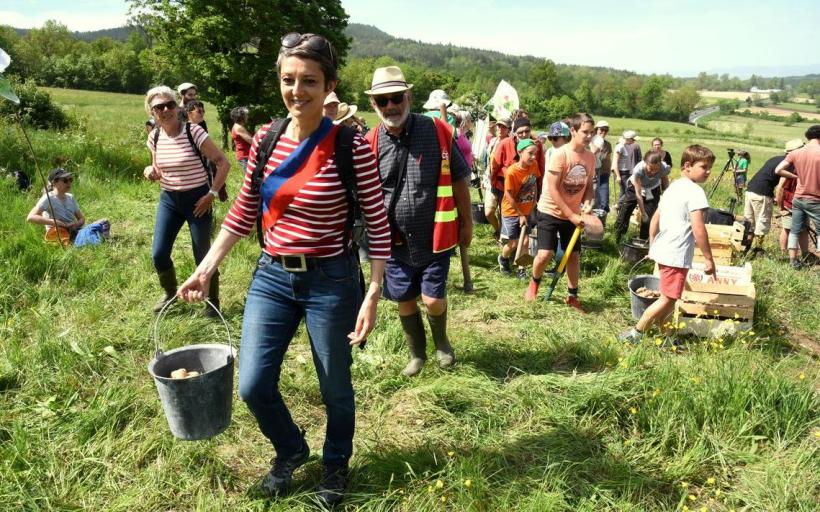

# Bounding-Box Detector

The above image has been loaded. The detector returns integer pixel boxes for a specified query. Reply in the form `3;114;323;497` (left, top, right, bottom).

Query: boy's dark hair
805;124;820;140
185;100;205;112
276;33;338;88
737;150;751;163
644;149;664;166
652;137;663;145
568;112;594;131
680;144;716;168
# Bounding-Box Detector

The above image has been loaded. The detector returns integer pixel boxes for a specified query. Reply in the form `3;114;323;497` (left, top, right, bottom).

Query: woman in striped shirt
177;33;390;506
144;86;230;316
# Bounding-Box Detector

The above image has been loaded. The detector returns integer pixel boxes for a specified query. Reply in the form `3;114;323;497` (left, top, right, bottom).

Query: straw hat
623;130;637;139
595;120;610;129
784;138;804;152
423;89;451;110
364;66;413;95
333;103;358;125
324;92;340;106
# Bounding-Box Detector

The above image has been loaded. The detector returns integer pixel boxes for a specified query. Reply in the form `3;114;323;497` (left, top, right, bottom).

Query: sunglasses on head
373;93;405;108
151;100;177;112
281;32;337;68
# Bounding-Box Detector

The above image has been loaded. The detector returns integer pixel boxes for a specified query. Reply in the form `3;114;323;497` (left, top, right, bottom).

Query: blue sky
2;0;818;77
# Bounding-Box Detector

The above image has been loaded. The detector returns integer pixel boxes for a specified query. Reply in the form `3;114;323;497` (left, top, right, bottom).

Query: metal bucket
628;274;660;320
621;238;649;266
472;202;489;225
148;300;236;441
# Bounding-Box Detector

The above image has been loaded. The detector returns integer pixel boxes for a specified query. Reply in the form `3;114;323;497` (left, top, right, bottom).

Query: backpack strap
335;124;358;250
251;118;290;248
183;122;212;187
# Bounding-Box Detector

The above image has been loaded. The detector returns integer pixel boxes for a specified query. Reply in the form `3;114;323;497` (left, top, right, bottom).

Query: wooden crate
692;223;747;264
674;262;756;337
674;314;753;337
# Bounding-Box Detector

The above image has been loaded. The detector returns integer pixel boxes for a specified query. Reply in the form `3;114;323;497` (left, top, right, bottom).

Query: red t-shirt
490;137;544;191
231;127;251;162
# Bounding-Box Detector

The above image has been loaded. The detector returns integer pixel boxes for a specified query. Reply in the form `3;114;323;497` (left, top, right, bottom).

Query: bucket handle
627;255;651;280
152;297;234;362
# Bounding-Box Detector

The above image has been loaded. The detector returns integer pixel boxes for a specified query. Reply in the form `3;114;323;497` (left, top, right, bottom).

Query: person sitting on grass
498;139;540;279
613;149;670;243
27;168;109;246
619;145;717;344
524;112;596;312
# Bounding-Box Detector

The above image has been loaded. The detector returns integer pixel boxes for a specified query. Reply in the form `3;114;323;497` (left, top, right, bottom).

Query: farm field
1;88;818;511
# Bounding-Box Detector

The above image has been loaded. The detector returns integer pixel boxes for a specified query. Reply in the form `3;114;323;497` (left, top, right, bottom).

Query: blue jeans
238;251;362;468
789;197;820;250
595;172;611;212
151;185;212;271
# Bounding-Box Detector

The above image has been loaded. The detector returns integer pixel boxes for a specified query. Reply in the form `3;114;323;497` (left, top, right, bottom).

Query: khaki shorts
781;209;793;230
743;191;773;236
484;185;500;212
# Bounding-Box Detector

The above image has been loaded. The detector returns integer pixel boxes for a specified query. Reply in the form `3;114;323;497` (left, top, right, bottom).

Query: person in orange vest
364;66;473;377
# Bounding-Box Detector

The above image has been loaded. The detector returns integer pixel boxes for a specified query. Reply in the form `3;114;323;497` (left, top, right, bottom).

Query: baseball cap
48;168;72;182
595;120;610;129
516;138;536;152
548;121;570;138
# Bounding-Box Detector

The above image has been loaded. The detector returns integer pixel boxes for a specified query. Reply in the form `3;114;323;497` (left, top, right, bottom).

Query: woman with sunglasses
177;33;390;506
27;168;85;243
143;85;230;316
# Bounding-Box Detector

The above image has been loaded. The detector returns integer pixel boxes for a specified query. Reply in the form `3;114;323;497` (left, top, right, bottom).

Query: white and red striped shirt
222;122;391;259
147;123;209;191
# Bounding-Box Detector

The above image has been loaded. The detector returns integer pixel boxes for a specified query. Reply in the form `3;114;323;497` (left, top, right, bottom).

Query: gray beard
377;107;410;129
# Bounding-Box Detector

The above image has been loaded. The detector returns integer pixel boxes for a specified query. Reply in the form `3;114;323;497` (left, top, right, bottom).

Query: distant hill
13;26;137;42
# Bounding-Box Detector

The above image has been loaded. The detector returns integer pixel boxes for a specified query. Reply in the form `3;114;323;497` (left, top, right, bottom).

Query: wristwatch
208;189;218;199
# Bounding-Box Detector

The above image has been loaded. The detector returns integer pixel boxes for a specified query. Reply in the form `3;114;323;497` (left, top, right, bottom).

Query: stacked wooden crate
693;222;746;265
674;262;755;337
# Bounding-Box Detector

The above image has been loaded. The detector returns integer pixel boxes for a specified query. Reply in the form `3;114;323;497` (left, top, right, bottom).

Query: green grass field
1;88;818;511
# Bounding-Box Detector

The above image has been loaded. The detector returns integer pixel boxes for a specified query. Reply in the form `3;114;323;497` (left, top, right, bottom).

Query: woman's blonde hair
144;85;176;115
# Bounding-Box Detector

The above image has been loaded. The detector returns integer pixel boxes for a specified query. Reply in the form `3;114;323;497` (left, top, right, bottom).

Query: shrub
0;78;70;130
783;112;803;127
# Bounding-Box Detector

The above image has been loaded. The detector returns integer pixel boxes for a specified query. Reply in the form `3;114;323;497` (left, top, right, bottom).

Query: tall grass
0;88;818;511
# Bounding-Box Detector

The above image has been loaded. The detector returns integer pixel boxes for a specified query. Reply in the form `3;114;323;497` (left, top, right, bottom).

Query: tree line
1;4;818;134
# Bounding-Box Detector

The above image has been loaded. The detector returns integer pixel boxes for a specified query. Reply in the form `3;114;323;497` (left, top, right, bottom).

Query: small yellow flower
678;322;686;329
427;485;433;493
714;489;722;497
750;331;755;335
399;489;405;495
671;345;678;352
652;388;661;398
700;507;707;512
688;494;696;501
440;496;447;503
799;372;806;380
813;431;820;438
683;507;690;512
655;338;662;346
623;439;631;446
629;407;638;414
464;479;472;488
706;477;716;485
734;313;739;319
447;451;455;457
435;479;444;489
713;309;719;315
680;481;689;488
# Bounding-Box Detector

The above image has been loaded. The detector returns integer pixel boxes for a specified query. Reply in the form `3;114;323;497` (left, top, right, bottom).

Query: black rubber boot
400;311;427;377
428;309;455;368
204;271;220;318
153;266;177;313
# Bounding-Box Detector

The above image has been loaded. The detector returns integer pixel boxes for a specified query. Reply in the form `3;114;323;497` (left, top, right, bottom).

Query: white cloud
0;10;128;31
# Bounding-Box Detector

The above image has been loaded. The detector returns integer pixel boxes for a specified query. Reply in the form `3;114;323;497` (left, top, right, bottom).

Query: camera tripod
707;148;738;210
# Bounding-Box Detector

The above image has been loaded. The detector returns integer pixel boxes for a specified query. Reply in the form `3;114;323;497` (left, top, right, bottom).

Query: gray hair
144;85;175;115
230;106;249;123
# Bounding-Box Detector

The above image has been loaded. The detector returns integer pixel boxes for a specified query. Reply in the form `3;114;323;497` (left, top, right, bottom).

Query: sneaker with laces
565;295;587;313
516;268;528;281
260;438;310;497
317;465;348;507
618;328;642;344
497;255;512;275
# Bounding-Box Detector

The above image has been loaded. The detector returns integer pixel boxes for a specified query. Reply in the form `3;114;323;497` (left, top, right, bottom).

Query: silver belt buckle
282;254;307;272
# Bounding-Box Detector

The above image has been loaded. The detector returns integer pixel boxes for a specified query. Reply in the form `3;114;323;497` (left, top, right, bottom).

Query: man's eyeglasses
151;100;177;112
373;93;405;108
281;32;337;68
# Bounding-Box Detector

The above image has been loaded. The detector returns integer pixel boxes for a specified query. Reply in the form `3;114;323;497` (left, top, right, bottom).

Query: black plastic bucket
472;202;489;225
148;300;236;441
621;238;649;265
628;274;660;320
706;207;734;226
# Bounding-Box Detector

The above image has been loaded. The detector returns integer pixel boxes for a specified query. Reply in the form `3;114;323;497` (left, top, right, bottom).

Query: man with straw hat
364;66;473;377
323;91;340;120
